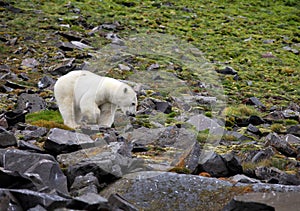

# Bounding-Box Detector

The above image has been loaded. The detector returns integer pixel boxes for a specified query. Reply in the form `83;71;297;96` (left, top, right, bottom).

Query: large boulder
122;126;201;172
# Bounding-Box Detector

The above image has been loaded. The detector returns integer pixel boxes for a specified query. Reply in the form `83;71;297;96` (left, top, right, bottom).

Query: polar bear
54;70;137;128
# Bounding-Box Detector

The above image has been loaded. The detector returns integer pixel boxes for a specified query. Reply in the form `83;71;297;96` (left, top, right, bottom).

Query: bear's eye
131;103;136;106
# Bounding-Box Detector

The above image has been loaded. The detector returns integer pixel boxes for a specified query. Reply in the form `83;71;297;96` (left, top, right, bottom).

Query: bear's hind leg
58;97;79;128
99;103;117;127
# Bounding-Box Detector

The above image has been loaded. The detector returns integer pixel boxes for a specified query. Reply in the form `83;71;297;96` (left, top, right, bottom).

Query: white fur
54;70;137;128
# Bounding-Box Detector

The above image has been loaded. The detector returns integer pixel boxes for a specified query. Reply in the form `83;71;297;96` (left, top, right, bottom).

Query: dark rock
255;166;300;185
248;115;265;125
27;205;47;211
154;100;172;114
0;168;36;189
44;128;95;155
8;189;69;210
16;93;46;113
247;124;261;135
21;125;48;141
4;110;27;126
18;73;29;81
49;58;76;76
222;153;243;176
222;198;275;211
5;80;26;89
263;111;284;121
38;75;56;89
67;192;110;210
18;140;45;153
196;152;229;177
217;66;238;75
251;146;275;163
265;133;297;157
287;125;300;137
70;172;100;197
0;189;23;211
246;97;266;109
108;193;139;211
0;126;17;147
57;42;78;51
3;149;68;194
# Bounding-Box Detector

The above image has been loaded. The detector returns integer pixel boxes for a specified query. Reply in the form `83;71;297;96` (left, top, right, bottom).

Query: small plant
270;123;286;133
26;110;71;130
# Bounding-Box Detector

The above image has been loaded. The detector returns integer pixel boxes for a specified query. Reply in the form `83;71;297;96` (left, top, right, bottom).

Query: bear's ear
123;87;128;93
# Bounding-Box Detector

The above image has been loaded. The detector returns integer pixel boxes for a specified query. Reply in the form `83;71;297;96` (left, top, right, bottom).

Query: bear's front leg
79;100;100;125
98;103;117;127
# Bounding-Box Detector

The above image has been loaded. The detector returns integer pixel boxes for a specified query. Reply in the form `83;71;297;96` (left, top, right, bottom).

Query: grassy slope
0;0;299;108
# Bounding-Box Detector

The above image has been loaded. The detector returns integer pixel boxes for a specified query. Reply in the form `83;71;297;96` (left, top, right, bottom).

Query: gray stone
3;149;68;194
38;75;56;89
197;152;229;177
222;199;274;211
8;189;69;210
70;172;100;197
265;133;297;157
230;174;261;184
16;93;46;113
21;126;48;141
67;192;110;210
122;126;200;172
108;193;139;211
100;171;300;211
287;125;300;137
21;58;39;69
44;128;95;155
49;58;76;76
0;126;17;147
284;134;300;144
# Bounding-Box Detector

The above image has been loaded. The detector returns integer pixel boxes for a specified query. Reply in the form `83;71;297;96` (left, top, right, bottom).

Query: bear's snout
126;111;136;117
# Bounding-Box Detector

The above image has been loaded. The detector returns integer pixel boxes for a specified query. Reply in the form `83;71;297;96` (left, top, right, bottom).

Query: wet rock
70;172;100;197
230;174;261;184
67;192;110;210
21;58;39;69
255;166;300;185
222;198;275;211
108;193;139;211
4;110;27;126
44;128;95;155
2;149;68;194
0;126;17;147
265;133;297;157
49;58;76;75
38;75;56;89
287;125;300;137
9;189;69;210
122;126;200;172
16;93;46;113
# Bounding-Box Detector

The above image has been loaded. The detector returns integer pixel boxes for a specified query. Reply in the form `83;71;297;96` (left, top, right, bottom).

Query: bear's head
116;85;137;117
